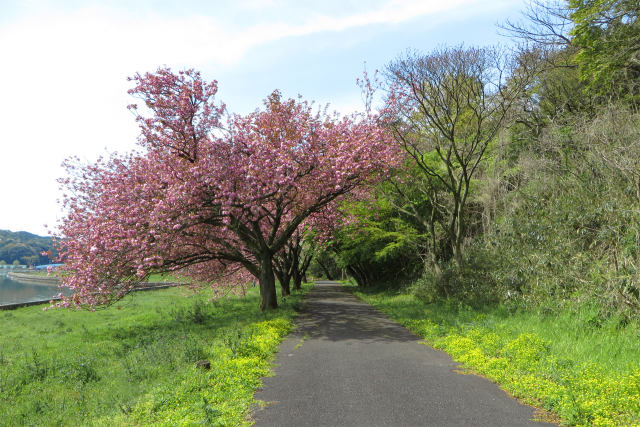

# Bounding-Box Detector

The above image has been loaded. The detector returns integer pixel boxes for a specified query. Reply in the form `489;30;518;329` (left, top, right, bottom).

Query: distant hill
0;230;56;266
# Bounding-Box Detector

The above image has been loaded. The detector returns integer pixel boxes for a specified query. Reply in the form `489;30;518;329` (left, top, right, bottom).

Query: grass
145;272;181;282
0;282;311;426
345;282;640;426
17;271;50;276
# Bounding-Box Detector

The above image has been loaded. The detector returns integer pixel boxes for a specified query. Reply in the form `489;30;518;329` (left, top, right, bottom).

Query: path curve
253;281;554;427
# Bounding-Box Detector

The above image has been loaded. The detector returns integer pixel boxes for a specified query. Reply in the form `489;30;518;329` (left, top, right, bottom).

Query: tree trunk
427;208;441;274
259;252;278;310
300;254;313;287
453;242;463;270
280;274;291;296
318;260;334;280
289;242;302;291
347;264;369;287
452;204;464;270
292;267;302;291
274;264;291;297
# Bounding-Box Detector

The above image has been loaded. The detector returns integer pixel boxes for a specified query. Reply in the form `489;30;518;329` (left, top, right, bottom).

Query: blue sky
0;0;527;236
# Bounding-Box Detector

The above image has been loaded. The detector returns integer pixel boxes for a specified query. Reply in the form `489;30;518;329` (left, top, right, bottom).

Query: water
0;270;71;306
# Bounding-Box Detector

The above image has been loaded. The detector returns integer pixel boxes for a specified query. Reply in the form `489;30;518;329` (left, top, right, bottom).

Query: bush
410;244;500;306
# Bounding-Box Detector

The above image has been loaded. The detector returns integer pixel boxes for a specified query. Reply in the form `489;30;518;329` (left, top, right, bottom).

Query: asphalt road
252;281;555;427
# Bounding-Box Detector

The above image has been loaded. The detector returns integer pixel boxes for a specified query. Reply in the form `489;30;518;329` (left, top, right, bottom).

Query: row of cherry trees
55;68;399;310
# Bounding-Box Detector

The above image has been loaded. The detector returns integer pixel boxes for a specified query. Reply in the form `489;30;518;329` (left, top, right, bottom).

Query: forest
0;229;54;266
314;0;640;324
306;4;640;422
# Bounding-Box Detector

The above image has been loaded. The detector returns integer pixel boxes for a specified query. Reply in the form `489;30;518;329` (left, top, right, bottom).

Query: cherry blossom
55;68;399;310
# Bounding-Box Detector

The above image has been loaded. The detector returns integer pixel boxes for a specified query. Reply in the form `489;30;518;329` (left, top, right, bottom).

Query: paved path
253;281;554;427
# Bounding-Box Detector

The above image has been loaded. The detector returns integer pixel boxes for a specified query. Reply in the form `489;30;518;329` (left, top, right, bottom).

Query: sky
0;0;527;236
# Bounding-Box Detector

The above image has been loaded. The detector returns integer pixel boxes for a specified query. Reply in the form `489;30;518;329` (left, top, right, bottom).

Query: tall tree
56;68;398;310
384;46;531;269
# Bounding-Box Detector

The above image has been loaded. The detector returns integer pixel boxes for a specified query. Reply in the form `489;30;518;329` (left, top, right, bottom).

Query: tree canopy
569;0;640;101
56;68;398;310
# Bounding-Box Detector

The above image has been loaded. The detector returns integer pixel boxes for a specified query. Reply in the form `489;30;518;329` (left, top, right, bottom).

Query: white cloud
226;0;493;53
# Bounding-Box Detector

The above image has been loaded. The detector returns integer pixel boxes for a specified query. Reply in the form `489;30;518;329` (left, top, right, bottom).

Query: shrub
410;244;500;306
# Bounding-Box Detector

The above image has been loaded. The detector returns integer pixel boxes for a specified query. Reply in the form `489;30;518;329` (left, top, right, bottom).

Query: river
0;270;71;306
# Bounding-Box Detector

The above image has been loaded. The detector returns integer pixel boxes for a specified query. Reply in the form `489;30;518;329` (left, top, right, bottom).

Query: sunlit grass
0;283;311;426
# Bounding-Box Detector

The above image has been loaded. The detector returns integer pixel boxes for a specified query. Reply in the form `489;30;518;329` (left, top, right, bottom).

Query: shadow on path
293;281;418;344
253;281;555;427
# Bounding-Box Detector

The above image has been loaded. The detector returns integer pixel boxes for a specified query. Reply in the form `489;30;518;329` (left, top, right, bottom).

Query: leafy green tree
569;0;640;102
503;0;639;106
384;46;531;269
330;191;424;287
309;248;339;280
377;160;447;273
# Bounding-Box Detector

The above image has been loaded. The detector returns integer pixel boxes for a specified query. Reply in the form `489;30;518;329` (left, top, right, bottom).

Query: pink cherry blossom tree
55;68;398;310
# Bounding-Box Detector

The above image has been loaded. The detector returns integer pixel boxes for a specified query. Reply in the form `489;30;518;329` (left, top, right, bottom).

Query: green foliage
326;6;640;423
531;51;594;123
308;249;340;281
330;2;640;314
482;105;640;320
330;188;424;287
569;0;640;103
351;284;640;426
0;283;311;425
409;242;500;306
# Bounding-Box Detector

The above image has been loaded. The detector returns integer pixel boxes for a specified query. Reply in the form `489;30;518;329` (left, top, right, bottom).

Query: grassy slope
0;283;311;426
347;283;640;426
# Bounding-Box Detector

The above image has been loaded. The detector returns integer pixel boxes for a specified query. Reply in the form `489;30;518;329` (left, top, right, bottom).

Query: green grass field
347;283;640;426
0;283;310;426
